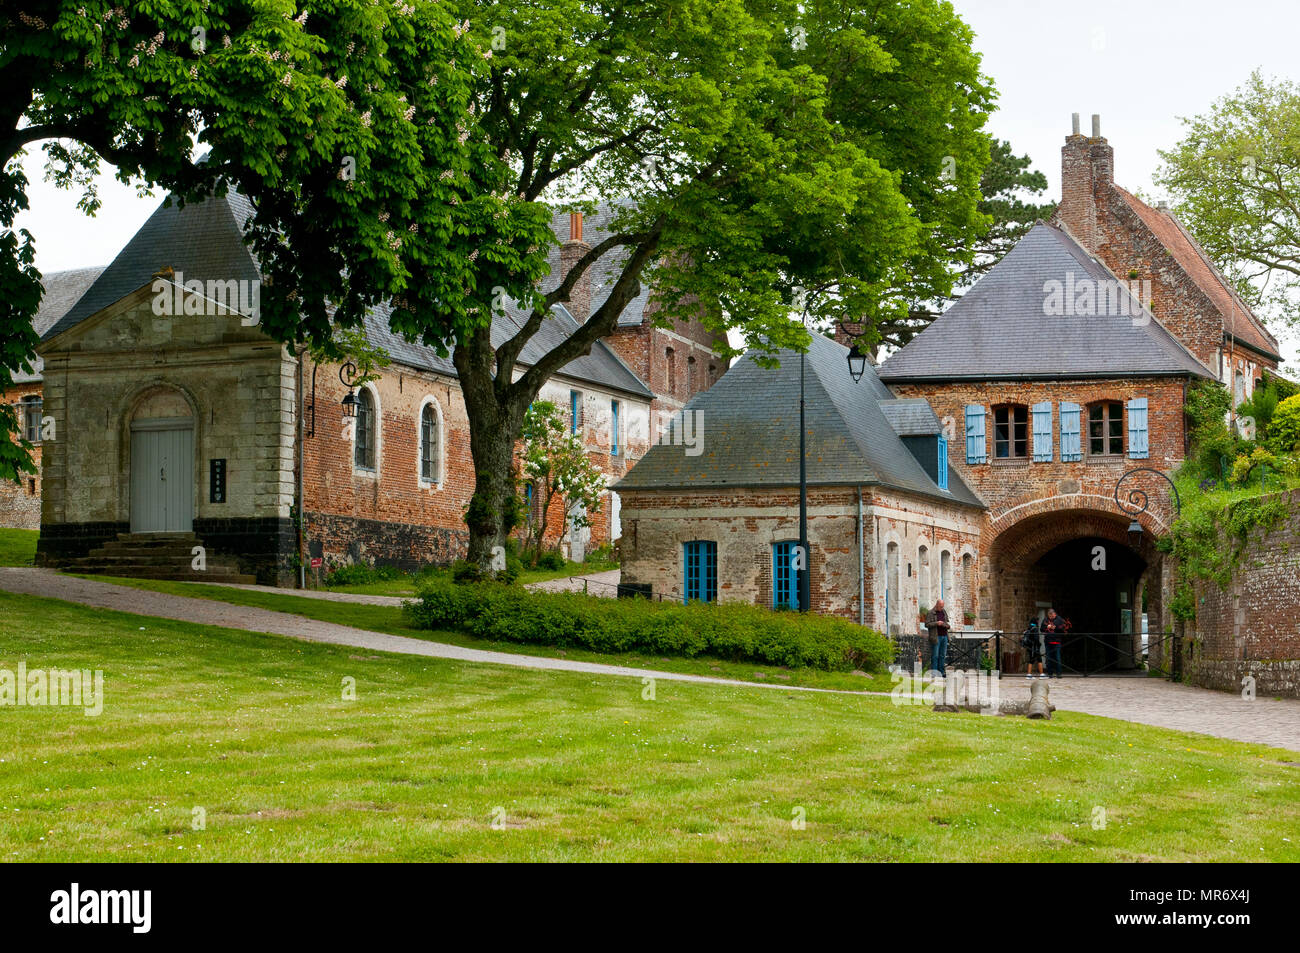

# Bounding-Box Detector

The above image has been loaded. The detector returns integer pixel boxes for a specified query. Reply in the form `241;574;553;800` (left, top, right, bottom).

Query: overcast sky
15;0;1300;365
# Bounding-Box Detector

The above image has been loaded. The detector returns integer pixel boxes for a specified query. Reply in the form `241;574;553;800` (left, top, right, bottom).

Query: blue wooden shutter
964;405;987;464
1059;402;1082;462
936;435;949;490
685;541;717;604
1127;398;1149;459
1032;402;1053;462
773;542;797;610
610;400;619;455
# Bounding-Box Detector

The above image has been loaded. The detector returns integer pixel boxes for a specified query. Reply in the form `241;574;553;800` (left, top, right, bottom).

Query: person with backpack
1042;608;1066;678
1021;618;1044;679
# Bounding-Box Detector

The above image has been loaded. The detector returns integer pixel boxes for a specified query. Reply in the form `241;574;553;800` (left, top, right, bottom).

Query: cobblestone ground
2;568;1298;752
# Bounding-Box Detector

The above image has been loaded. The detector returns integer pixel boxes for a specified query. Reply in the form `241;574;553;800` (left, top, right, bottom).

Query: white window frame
417;395;444;489
352;382;381;478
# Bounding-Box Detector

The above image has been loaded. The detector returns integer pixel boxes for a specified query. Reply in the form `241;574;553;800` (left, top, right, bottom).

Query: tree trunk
455;328;532;573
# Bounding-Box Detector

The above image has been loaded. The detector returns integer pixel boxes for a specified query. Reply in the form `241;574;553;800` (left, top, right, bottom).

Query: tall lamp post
794;301;870;614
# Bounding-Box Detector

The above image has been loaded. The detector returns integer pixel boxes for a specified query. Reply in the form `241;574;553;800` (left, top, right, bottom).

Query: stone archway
125;384;197;533
988;499;1166;672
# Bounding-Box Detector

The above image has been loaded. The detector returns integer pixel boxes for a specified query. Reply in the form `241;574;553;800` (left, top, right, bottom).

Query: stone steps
70;533;256;585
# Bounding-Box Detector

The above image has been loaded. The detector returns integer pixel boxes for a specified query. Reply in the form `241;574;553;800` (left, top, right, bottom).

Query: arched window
886;541;900;635
918;544;931;610
1087;401;1124;457
961;553;975;620
666;347;676;396
354;387;377;470
419;400;440;484
993;405;1028;459
1234;370;1246;406
940;550;953;603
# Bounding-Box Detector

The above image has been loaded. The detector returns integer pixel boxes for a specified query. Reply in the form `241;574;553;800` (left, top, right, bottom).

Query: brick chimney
559;211;592;322
1056;113;1114;253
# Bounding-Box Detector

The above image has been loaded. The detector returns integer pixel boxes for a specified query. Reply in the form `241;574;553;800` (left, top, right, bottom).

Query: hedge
403;581;894;672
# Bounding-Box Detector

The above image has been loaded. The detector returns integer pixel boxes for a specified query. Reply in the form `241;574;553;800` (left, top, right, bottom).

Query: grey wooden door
130;421;194;533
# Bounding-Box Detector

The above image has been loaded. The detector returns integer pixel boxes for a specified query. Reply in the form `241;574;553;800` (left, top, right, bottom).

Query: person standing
926;599;951;678
1042;608;1066;678
1021;618;1044;679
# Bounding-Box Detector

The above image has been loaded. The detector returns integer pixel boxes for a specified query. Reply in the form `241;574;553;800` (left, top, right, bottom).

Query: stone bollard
1026;678;1052;720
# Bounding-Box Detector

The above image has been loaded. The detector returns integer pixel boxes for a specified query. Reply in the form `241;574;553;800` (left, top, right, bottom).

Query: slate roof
878;222;1214;382
40;192;652;398
11;266;105;382
880;399;942;436
1115;187;1281;361
615;331;983;508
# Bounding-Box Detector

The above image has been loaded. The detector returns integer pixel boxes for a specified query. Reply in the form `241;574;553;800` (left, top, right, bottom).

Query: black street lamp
1114;467;1182;543
339;361;360;418
795;310;867;614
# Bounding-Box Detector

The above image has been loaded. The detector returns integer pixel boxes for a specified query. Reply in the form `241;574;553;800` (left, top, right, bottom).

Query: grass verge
1;589;1297;861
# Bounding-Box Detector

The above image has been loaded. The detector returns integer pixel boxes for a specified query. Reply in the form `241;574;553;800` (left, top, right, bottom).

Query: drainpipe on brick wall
296;347;305;590
857;486;865;626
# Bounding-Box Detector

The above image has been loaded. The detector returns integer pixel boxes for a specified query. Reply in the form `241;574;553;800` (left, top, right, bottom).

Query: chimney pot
569;211;584;244
1092;114;1101;138
1071;113;1080;135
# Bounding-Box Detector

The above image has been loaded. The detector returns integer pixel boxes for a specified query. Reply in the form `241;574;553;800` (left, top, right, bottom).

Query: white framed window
353;384;380;474
418;396;443;487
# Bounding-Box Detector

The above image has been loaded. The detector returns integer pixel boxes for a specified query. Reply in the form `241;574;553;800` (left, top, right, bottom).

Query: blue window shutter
773;542;797;609
685;541;717;604
1059;402;1082;462
964;405;987;464
1032;402;1053;462
1128;398;1149;459
570;390;580;434
610;400;619;455
936;436;949;490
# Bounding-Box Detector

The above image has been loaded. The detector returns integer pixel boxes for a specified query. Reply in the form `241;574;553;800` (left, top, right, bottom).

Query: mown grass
1;590;1297;861
75;574;896;692
316;557;620;596
0;528;37;567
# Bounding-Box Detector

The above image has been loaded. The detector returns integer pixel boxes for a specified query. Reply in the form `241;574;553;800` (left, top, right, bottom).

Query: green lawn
1;589;1297;861
76;573;896;692
0;528;37;567
318;558;619;596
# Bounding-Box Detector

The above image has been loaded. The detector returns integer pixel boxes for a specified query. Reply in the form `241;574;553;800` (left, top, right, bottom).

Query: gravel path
2;568;1298;751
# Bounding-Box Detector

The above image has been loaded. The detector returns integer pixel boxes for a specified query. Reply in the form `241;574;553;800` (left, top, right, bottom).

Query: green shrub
403;581;894;672
451;560;484;584
535;550;566;571
324;563;403;587
1266;393;1300;454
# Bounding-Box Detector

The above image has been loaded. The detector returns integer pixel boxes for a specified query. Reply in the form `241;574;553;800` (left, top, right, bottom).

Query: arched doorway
989;507;1163;673
129;387;195;533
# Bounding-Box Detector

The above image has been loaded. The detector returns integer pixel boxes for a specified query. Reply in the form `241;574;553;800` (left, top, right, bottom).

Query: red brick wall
1188;488;1300;697
0;382;44;530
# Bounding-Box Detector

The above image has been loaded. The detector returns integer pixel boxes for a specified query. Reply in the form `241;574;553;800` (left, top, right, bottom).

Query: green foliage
1183;379;1238;481
405;581;894;672
534;550;565;571
1267;394;1300;454
323;563;403;587
1155;70;1300;322
450;560;484;585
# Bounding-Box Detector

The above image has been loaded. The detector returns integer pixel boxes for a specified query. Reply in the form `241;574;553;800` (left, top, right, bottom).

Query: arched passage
989;506;1164;672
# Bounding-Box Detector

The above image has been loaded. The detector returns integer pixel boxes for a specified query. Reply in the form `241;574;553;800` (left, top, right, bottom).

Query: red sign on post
310;558;322;569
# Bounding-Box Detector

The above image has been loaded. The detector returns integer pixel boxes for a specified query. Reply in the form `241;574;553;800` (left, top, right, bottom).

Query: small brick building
27;191;725;584
621;120;1288;679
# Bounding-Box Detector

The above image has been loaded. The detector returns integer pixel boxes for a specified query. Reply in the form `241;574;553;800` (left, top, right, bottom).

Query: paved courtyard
1;568;1298;752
